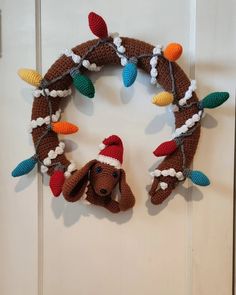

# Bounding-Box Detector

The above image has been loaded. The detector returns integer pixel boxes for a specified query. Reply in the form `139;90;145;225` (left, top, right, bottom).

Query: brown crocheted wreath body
31;37;200;205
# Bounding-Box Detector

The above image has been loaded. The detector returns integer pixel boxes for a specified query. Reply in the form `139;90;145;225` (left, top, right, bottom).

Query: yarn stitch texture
30;37;200;206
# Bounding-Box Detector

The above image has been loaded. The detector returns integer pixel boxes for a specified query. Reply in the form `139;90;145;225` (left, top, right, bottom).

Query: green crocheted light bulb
73;73;95;98
199;92;229;109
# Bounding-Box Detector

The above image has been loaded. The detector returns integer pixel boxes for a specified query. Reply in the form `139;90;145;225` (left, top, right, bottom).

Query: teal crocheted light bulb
122;60;138;87
187;170;210;186
12;156;37;177
73;73;95;98
199;92;229;109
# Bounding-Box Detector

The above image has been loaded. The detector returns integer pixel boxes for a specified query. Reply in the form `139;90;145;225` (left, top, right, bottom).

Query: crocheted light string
12;11;230;206
40;40;164;92
12;82;78;196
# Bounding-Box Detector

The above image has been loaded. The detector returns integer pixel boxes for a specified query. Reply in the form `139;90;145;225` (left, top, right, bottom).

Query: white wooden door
0;0;235;295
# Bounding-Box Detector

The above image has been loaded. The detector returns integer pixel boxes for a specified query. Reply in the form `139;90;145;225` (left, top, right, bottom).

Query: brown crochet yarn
31;37;200;206
63;161;135;213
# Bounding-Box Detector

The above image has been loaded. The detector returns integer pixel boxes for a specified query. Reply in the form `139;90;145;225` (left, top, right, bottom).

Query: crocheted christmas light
163;43;183;62
153;139;180;157
122;58;138;87
18;68;42;87
71;70;95;98
51;122;79;134
152;91;174;106
88;12;108;39
186;170;210;186
49;168;65;197
199;92;229;109
12;156;37;177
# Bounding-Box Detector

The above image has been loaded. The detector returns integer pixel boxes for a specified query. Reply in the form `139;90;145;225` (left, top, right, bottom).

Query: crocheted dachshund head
63;135;135;213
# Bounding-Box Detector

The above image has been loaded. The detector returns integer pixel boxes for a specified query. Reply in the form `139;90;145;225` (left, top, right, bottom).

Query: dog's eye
112;172;118;178
95;166;102;173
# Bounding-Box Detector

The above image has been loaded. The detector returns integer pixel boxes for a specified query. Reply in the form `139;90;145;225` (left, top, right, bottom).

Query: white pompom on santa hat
97;135;123;169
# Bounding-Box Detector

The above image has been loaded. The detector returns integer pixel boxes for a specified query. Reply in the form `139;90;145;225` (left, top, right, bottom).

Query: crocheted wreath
12;12;229;211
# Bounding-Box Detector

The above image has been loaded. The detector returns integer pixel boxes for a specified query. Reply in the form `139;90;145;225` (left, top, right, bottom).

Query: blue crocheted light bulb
122;58;138;87
12;156;38;177
187;170;210;186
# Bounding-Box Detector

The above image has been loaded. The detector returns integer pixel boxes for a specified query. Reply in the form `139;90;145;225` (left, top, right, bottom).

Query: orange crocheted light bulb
163;43;183;61
52;122;79;134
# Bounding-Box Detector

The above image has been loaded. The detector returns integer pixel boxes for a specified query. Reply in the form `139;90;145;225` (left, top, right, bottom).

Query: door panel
0;1;38;295
41;1;192;295
192;1;236;294
0;0;235;295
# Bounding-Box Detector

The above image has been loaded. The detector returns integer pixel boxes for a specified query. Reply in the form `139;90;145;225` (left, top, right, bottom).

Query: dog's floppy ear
63;160;97;202
118;169;135;211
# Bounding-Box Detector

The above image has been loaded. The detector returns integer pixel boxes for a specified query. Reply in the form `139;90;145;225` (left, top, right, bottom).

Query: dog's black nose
100;189;107;195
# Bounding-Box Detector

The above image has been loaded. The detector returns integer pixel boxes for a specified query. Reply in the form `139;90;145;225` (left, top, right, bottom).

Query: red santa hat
97;135;124;169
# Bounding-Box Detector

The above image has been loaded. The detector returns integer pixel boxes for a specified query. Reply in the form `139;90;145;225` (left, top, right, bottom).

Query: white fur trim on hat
97;155;121;169
98;143;106;150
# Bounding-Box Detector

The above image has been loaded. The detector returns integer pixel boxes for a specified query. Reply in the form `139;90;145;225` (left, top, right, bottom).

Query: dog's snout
100;188;107;195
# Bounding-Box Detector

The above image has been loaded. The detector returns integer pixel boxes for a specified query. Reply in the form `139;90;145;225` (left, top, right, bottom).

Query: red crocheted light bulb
88;12;108;39
49;170;65;197
153;140;178;157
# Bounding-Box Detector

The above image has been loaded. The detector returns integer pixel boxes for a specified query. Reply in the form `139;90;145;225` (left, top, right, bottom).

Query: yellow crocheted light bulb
18;68;42;87
152;91;174;106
